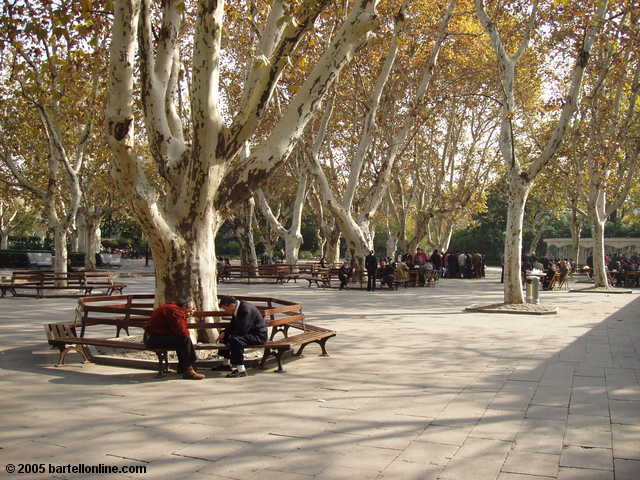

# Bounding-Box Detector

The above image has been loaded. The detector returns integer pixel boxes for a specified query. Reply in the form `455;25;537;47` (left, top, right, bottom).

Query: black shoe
211;364;232;371
226;370;247;378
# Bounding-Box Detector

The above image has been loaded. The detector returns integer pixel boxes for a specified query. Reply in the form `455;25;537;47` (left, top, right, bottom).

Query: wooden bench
5;271;127;298
301;269;332;288
393;270;410;289
218;264;305;285
82;272;127;296
48;294;336;376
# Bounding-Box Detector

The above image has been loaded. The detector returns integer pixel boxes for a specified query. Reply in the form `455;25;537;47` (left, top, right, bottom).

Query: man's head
219;295;237;314
175;297;192;308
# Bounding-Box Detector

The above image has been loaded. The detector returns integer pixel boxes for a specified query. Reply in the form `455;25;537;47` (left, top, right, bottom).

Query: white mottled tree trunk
476;0;608;304
106;0;379;321
0;201;18;250
256;168;308;265
53;228;68;275
503;176;531;303
569;211;581;265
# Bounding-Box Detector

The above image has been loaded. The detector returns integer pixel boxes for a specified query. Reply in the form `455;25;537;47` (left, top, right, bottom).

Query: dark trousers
339;275;349;289
367;269;377;291
144;334;197;370
222;333;267;366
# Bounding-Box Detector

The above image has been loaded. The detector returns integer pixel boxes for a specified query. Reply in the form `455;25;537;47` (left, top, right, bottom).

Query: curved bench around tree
45;294;335;376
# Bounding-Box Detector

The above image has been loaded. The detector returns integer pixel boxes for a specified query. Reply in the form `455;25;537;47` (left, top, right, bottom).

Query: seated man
396;260;409;281
338;262;351;290
380;260;396;289
144;297;204;380
214;296;268;378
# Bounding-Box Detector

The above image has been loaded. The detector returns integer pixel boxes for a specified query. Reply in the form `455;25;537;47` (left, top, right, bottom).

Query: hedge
0;250;85;268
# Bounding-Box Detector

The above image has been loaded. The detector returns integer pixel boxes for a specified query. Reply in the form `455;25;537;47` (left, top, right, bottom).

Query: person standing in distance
365;250;378;292
214;296;268;377
143;297;204;380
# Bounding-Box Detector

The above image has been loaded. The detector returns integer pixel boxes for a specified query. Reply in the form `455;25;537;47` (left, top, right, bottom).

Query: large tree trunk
85;215;102;272
234;201;259;273
503;176;531;304
428;215;454;253
150;213;222;342
324;229;341;264
0;201;18;249
591;220;608;288
385;234;397;260
526;227;544;257
53;227;68;277
569;210;581;265
589;187;609;288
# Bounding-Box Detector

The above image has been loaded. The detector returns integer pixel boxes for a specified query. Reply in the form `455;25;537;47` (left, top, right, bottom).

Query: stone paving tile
540;364;575;386
525;404;568;421
438;437;512;480
609;400;640;425
614;458;640;480
572;376;606;387
469;409;526;441
497;473;554;480
416;424;476;446
396;440;458;466
531;385;572;407
314;465;380;480
514;432;564;455
557;467;613;479
489;382;537;411
568;400;610;418
501;450;560;477
377;458;443;480
612;423;640;461
564;414;612;449
559;445;613;471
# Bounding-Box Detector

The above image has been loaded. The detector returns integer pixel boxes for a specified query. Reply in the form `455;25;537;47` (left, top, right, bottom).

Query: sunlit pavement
1;267;638;479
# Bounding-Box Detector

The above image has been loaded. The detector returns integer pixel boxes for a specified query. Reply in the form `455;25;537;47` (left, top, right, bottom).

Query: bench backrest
44;322;79;342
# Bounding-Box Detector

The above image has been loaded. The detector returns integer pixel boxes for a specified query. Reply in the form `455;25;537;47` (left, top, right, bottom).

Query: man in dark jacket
365;250;378;291
338;262;351;290
214;296;267;377
144;297;204;380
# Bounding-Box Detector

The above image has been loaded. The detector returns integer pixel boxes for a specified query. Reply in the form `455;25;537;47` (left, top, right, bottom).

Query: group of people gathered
524;256;572;291
334;248;485;291
589;253;640;287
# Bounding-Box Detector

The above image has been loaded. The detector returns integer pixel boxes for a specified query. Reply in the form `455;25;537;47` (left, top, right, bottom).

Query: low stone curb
465;303;558;315
570;287;633;294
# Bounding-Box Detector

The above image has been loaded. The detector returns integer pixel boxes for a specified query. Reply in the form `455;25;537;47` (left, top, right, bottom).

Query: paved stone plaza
0;266;639;479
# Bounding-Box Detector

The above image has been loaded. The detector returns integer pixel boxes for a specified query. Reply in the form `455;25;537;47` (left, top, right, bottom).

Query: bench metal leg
295;339;330;357
115;326;130;338
318;338;330;356
55;344;89;366
274;350;285;373
260;348;286;372
259;348;272;369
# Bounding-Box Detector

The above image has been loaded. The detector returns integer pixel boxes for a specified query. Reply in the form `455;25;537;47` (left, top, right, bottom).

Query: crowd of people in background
335;248;486;291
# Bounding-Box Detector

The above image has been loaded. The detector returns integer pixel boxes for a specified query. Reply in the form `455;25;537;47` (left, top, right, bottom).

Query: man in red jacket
144;297;204;380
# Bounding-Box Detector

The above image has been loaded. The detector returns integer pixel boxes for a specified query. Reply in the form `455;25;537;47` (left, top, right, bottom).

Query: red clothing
144;303;189;337
414;251;429;265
